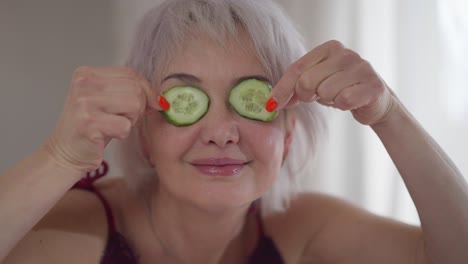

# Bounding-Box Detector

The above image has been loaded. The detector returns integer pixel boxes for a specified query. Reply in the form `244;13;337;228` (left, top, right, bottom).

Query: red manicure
265;97;278;112
159;96;170;111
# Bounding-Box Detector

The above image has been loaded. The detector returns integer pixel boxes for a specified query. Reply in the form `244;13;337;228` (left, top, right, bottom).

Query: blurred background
1;0;467;225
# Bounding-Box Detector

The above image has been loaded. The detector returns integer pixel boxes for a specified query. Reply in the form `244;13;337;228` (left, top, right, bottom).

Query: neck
144;185;251;264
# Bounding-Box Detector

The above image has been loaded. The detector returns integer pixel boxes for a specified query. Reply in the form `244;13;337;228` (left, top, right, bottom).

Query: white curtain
278;0;468;225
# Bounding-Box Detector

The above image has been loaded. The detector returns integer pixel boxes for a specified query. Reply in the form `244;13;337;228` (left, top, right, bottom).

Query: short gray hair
115;0;326;215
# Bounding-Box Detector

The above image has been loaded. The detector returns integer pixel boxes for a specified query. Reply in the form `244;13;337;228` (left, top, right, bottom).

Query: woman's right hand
44;66;159;175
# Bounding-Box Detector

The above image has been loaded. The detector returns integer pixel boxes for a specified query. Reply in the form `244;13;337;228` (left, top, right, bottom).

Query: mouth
190;158;248;177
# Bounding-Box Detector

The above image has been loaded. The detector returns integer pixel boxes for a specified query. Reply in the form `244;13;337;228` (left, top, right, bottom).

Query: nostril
200;109;240;146
204;125;239;147
208;138;235;148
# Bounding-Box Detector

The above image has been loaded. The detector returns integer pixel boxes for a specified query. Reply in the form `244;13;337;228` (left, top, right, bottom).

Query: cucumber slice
229;79;278;122
160;86;209;126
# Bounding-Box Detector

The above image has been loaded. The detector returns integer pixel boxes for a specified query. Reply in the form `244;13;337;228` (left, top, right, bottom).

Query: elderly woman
1;0;467;263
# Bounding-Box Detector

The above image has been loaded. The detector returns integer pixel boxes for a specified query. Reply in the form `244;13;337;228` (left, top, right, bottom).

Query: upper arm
296;193;425;264
3;190;107;264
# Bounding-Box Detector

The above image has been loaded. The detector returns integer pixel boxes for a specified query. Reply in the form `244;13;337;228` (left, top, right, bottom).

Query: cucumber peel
229;79;278;122
160;86;209;126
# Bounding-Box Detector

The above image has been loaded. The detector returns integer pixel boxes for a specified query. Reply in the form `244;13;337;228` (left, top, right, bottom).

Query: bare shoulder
263;192;357;235
3;178;126;264
262;192;357;262
264;192;422;263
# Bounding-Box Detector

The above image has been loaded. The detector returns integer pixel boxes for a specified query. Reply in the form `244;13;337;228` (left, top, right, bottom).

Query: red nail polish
159;96;170;111
265;98;278;112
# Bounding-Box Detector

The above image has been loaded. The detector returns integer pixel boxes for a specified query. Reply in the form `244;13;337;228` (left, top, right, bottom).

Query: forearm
371;99;468;263
0;146;83;261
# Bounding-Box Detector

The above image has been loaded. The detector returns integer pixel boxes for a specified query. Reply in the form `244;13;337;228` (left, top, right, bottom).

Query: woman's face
142;31;291;210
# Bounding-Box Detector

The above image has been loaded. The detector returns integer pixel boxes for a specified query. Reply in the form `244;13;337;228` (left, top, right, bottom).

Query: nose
200;105;240;148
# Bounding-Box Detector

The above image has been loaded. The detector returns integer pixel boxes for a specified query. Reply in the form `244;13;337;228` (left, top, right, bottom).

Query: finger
316;60;374;103
83;66;141;78
100;97;144;126
92;112;133;141
76;79;147;125
284;94;301;108
269;40;344;111
316;97;335;106
293;62;341;104
83;66;160;110
267;63;300;112
295;50;360;101
333;80;381;111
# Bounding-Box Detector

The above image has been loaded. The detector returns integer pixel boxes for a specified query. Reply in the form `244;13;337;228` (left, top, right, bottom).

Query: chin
158;167;275;212
182;180;264;213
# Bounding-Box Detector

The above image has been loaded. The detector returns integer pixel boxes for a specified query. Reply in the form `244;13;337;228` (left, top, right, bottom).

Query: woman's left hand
268;40;397;126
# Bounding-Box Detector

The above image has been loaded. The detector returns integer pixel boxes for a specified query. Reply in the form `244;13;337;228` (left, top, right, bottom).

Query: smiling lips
191;158;247;177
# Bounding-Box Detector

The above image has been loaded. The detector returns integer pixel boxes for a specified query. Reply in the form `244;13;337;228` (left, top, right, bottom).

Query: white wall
0;0;115;173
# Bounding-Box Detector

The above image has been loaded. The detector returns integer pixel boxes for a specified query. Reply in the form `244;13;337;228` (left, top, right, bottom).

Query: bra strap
71;161;116;234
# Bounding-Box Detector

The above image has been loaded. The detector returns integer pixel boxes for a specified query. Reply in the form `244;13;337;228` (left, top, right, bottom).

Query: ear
283;113;296;163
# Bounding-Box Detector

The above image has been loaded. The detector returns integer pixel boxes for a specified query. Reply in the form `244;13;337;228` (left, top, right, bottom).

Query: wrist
39;142;86;181
370;91;408;131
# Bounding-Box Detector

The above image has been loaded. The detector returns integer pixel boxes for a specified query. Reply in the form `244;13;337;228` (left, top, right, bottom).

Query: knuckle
296;74;312;90
340;49;361;65
358;59;373;72
130;99;143;115
73;66;92;78
75;101;98;129
359;61;379;81
134;83;145;98
122;67;138;78
88;131;102;144
125;78;145;98
124;119;132;132
327;40;345;52
72;75;89;88
91;78;105;92
76;116;94;138
74;96;91;112
74;94;96;110
78;110;94;128
72;75;101;94
118;119;132;139
337;91;354;109
316;80;332;100
296;88;314;103
83;121;104;144
370;77;386;93
290;59;307;75
76;125;88;138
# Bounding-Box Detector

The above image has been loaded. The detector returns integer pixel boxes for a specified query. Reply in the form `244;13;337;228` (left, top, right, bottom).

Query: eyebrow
161;73;202;85
161;72;272;87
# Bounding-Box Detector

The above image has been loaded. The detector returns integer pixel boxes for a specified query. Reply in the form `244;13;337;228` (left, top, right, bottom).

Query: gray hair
115;0;326;215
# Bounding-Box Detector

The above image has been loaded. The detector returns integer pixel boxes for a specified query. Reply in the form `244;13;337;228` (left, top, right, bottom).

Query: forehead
157;30;266;82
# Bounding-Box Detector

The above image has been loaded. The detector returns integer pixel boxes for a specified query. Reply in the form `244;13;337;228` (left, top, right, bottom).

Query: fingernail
159;96;170;111
265;97;278;112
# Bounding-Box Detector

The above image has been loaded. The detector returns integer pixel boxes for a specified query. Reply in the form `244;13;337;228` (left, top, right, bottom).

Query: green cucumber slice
161;86;209;126
229;79;278;122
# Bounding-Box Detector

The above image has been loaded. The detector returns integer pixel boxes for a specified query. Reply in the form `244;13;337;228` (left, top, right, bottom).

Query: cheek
144;114;196;163
243;122;285;171
242;123;285;199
